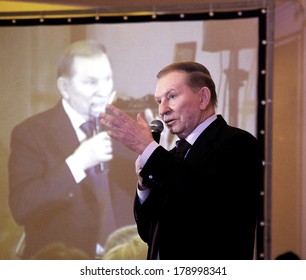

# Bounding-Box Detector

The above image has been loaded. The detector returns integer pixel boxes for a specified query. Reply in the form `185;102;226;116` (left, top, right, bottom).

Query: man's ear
200;87;211;109
57;77;70;100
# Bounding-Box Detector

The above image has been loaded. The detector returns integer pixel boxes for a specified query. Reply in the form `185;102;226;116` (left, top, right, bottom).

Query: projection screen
0;9;267;259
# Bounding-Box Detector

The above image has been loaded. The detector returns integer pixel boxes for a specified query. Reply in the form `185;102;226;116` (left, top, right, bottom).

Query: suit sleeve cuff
139;141;159;168
66;155;86;183
137;186;151;204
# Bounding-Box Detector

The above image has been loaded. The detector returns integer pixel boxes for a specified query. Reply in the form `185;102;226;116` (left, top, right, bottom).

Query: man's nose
95;81;113;97
94;87;110;98
158;101;170;116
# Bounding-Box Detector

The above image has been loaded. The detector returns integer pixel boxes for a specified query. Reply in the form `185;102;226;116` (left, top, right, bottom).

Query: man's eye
84;79;96;85
169;94;176;100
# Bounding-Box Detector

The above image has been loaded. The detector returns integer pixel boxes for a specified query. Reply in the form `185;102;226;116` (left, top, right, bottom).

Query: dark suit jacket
134;115;262;260
8;101;136;259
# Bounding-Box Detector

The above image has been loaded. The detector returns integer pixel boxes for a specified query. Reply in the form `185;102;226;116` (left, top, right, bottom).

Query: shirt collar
62;99;87;141
185;114;217;145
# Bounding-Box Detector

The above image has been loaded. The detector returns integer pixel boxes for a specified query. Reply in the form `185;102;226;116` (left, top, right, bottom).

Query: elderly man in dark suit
8;40;135;259
100;61;262;260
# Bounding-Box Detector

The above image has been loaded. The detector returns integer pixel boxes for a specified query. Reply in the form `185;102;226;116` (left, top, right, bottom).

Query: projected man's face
59;54;114;119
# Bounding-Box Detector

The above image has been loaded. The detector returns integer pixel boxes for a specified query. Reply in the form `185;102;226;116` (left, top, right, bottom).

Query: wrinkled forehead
154;71;188;98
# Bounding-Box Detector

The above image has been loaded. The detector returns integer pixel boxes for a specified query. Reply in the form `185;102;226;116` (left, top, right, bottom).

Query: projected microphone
89;91;117;134
150;120;164;144
89;104;104;134
88;91;116;172
88;103;106;172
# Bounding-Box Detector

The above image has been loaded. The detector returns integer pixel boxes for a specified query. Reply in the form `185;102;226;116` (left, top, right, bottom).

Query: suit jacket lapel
48;101;80;158
186;115;227;164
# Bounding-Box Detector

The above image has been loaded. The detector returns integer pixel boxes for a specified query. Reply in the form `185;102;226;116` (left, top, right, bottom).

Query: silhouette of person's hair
30;242;90;260
275;251;300;260
102;224;147;260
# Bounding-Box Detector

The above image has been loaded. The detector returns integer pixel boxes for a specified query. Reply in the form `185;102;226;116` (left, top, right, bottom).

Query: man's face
62;54;114;118
154;71;208;139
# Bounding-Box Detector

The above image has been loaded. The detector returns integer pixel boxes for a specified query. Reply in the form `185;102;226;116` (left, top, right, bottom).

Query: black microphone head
150;120;164;144
150;120;164;133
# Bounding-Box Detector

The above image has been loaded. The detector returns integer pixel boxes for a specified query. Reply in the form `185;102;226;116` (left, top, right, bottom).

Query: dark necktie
80;120;116;245
175;138;191;160
80;119;95;138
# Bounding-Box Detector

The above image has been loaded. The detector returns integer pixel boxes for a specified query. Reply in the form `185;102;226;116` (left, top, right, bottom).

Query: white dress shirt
62;99;89;183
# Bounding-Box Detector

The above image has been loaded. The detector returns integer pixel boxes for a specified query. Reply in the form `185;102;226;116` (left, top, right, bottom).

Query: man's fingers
100;112;121;130
100;105;134;130
137;113;150;129
106;104;130;122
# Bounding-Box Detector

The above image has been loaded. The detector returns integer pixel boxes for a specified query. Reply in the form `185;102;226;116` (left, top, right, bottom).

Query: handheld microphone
89;104;104;134
88;91;116;173
89;91;117;134
89;103;107;172
150;120;164;144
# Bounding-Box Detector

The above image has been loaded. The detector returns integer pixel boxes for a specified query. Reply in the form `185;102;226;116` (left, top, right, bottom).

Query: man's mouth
89;102;107;115
164;119;176;127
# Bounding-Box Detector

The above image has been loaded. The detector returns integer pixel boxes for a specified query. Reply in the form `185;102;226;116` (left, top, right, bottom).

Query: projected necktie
80;120;116;245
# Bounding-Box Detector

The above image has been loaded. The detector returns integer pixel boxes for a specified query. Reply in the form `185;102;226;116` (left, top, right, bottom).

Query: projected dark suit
8;101;135;259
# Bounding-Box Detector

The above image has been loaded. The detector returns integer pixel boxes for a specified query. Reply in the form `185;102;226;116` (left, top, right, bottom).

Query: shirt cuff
66;155;86;183
137;187;151;204
139;140;159;167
